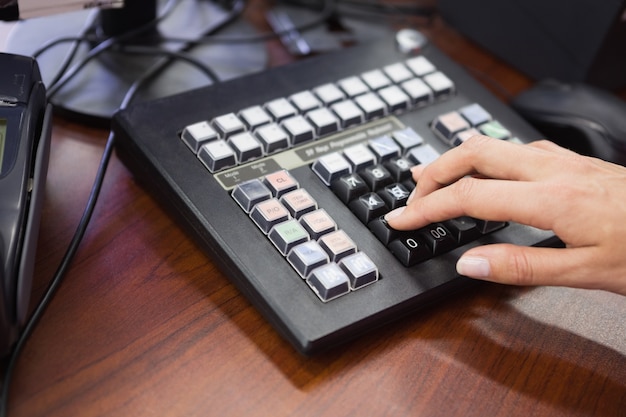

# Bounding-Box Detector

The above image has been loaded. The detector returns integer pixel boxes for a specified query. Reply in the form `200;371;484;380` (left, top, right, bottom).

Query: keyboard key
313;83;345;106
423;71;455;98
388;233;431;266
475;219;507;234
369;216;401;246
349;192;388;224
452;127;481;147
181;121;218;153
460;103;491;126
239;105;272;129
268;219;310;255
265;97;298;121
228;131;263;162
406;56;436;76
231;179;272;213
306;107;340;136
299;208;337;239
406;144;440;166
383;62;414;83
307;263;351;302
378;183;410;209
337;76;369;97
330;173;370;204
287;240;329;278
378;85;410;113
250;198;291;234
281;115;315;145
318;230;357;262
339;252;379;289
331;100;364;128
354;92;387;120
391;127;424;152
444;216;482;244
197;139;237;172
384;156;415;182
359;164;394;190
281;188;318;218
212;113;246;138
255;123;290;154
432;111;471;142
312;152;351;186
369;135;401;162
361;69;392;90
418;223;456;255
402;178;416;192
264;170;299;197
289;90;321;113
343;143;377;171
479;120;511;140
400;78;433;107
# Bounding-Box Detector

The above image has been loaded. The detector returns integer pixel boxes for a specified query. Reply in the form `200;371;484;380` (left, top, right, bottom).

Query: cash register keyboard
113;34;557;354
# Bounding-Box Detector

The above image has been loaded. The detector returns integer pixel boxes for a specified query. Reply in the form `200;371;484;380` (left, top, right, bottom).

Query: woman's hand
385;135;626;296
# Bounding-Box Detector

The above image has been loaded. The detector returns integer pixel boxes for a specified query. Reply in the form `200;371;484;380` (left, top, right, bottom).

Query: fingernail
456;256;491;278
384;206;406;221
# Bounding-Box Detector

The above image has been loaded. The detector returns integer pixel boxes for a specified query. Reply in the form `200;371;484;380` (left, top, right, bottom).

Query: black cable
161;0;336;45
135;0;249;99
0;129;115;417
114;45;221;84
46;0;180;99
38;12;99;89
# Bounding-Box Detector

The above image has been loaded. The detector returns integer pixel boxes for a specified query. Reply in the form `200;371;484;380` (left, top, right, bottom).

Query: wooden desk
4;8;626;417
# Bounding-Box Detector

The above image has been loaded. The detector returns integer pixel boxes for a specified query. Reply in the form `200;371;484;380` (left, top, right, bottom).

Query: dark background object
438;0;626;89
511;80;626;165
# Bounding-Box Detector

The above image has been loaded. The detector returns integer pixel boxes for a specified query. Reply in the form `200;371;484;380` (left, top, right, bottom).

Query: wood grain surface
3;3;625;416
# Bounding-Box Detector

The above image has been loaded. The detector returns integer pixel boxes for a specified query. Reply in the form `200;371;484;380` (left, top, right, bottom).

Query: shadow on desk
221;281;625;416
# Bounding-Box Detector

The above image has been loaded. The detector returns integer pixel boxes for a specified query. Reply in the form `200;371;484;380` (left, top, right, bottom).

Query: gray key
232;179;272;213
197;139;237;172
306;107;339;136
212;113;245;138
331;100;364;128
307;263;351;302
255;123;289;154
339;252;379;289
281;115;315;145
354;92;386;120
181;121;218;153
268;219;309;255
229;131;263;162
311;152;352;185
407;143;440;166
287;240;329;278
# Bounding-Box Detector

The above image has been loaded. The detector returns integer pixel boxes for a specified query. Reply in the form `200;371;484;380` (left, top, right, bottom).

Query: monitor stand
5;0;267;127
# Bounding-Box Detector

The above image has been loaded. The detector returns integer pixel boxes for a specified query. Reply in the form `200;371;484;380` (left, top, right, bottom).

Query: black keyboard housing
112;35;558;354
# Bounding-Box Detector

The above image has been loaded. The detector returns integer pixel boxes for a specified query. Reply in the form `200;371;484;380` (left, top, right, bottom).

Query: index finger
413;135;566;199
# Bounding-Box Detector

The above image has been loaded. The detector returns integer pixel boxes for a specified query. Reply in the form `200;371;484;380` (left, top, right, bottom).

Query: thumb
455;244;596;289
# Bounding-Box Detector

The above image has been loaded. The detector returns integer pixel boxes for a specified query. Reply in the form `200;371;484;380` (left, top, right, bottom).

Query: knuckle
462;134;492;152
451;177;478;208
504;250;537;286
529;139;554;149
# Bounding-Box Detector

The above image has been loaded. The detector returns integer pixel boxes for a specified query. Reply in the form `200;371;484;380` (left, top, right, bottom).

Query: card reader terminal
0;52;52;356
